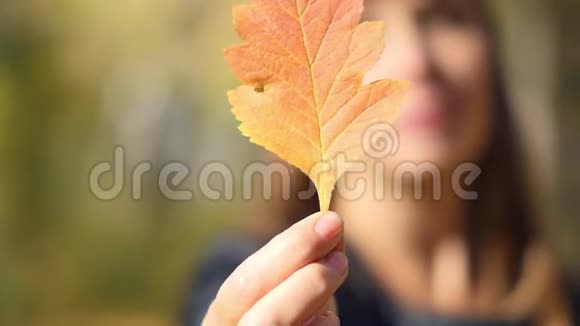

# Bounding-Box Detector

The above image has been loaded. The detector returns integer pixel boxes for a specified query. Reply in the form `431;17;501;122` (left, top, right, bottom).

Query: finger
209;211;344;324
305;298;338;326
239;251;348;326
317;297;337;316
305;311;340;326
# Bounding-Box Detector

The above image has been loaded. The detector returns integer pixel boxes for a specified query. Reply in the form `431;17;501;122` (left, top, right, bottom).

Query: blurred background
0;0;577;325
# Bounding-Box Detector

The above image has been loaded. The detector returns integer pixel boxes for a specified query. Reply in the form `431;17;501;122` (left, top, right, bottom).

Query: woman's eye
419;6;473;27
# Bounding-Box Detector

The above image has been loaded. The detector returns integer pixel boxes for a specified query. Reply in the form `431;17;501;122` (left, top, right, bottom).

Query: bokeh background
0;0;577;325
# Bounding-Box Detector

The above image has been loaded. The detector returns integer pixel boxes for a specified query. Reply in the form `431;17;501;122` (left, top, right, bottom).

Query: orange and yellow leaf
225;0;408;211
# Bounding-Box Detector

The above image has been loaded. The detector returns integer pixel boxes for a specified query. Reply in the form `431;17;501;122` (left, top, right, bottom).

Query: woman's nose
388;28;433;82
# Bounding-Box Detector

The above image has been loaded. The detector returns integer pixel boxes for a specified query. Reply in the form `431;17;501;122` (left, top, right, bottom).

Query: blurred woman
185;0;579;325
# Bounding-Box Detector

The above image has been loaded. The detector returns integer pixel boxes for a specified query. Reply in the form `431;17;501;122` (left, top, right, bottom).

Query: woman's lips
395;89;451;133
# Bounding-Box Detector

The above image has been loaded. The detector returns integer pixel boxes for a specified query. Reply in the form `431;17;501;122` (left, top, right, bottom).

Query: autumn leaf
225;0;408;211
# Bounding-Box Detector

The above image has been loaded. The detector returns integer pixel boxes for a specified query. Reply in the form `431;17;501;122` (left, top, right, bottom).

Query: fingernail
314;211;342;240
319;311;337;319
304;311;338;326
324;251;348;275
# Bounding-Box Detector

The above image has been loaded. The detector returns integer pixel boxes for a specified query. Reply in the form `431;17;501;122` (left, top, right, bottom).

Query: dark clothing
183;236;580;325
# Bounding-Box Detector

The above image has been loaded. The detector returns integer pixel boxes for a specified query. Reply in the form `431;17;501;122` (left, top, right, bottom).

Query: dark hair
464;0;546;284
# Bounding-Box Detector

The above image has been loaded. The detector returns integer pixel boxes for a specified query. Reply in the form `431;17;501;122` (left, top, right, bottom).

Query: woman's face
364;0;494;167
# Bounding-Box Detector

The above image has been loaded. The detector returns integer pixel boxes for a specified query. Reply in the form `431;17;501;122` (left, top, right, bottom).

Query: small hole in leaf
254;85;264;93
